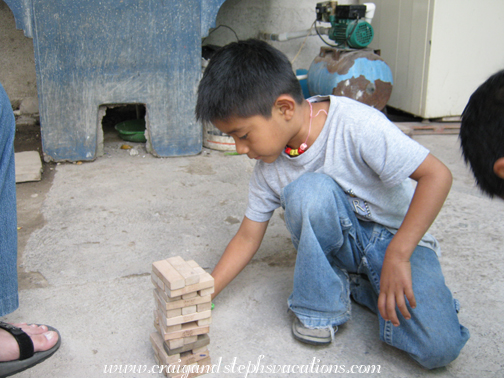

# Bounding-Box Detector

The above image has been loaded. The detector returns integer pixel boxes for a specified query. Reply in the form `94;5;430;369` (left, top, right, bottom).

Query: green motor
316;2;374;49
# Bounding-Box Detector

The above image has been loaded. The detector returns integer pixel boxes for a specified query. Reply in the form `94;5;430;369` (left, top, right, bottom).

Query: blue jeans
0;82;19;317
281;172;469;369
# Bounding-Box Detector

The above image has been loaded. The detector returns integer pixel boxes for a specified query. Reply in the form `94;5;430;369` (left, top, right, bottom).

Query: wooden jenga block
160;310;212;327
153;259;185;290
179;349;209;365
183;335;198;345
163;334;210;356
182;305;197;315
151;271;164;291
196;302;211;312
150;332;181;364
166;337;185;350
198;286;214;297
165;272;214;298
155;288;211;311
196;317;212;326
167;256;200;286
182;292;198;299
157;320;210;341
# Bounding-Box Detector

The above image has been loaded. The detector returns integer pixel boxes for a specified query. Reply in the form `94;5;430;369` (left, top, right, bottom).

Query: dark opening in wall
100;104;147;144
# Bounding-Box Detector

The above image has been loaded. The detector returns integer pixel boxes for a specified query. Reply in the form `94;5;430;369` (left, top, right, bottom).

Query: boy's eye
239;134;248;140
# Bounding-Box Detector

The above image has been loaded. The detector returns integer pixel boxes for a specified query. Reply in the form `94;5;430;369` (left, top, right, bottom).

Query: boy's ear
493;157;504;179
273;95;296;120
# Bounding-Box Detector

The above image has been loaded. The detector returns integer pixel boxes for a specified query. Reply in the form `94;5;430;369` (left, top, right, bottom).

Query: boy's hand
377;253;416;327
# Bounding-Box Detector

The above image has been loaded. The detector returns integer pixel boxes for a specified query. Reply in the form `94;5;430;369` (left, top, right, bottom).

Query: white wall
203;0;357;72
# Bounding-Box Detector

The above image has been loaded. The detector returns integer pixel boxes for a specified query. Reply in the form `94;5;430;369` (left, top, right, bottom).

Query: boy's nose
234;139;249;155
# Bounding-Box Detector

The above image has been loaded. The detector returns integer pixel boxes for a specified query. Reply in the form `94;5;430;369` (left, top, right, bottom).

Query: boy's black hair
195;39;304;124
459;69;504;197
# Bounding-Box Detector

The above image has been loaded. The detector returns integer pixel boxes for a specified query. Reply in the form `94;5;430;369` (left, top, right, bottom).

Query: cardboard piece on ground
15;151;42;183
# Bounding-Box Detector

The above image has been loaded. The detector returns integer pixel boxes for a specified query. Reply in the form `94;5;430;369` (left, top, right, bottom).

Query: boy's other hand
377;255;417;326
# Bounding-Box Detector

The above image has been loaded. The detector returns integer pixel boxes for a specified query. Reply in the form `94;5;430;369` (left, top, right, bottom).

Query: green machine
316;2;374;49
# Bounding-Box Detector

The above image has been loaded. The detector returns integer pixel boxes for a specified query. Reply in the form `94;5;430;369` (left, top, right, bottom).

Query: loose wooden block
157;320;210;341
153;259;185;290
167;256;200;286
155;288;211;311
182;305;197;315
163;334;210;356
161;310;212;327
166;272;214;298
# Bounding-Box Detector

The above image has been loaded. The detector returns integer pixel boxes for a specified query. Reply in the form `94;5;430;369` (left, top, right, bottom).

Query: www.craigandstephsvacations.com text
103;355;382;376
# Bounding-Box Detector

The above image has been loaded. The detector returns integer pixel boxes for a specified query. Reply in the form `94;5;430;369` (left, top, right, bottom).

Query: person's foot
0;323;59;362
291;317;338;346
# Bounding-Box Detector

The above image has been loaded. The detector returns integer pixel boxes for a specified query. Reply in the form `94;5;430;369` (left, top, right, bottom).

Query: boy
460;70;504;198
196;39;469;369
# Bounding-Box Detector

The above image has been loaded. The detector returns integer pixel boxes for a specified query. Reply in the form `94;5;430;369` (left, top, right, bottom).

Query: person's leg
0;82;19;317
0;84;60;373
281;172;366;329
353;225;470;369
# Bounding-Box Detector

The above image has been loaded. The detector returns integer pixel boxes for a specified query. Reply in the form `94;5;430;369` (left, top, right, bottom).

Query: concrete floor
5;129;504;378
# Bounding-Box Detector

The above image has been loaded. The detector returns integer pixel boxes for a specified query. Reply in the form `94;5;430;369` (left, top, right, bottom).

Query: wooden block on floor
167;256;200;286
163;334;210;356
153;259;185;290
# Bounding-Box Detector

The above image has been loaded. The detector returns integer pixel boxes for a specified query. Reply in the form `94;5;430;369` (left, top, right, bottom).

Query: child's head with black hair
459;70;504;198
196;39;304;125
196;39;312;164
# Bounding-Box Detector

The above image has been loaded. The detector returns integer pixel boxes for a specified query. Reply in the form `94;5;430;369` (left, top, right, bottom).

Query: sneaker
291;317;338;346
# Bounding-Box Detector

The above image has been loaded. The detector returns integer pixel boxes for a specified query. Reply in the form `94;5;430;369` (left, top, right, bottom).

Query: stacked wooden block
150;256;214;377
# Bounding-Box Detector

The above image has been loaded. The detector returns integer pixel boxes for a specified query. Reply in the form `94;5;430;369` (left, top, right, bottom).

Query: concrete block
15;151;42;182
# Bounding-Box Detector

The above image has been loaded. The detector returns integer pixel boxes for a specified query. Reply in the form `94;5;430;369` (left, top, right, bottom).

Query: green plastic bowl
115;119;147;143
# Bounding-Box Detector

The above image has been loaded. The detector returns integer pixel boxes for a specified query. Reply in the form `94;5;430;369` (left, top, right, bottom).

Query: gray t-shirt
245;95;439;253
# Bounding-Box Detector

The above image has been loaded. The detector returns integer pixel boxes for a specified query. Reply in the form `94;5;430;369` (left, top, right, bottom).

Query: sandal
291;317;337;346
0;322;61;378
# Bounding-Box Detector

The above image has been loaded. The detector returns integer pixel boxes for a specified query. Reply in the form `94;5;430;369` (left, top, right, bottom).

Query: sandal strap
0;321;34;360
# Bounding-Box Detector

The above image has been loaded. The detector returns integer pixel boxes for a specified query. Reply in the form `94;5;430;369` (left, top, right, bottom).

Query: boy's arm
377;153;452;326
211;216;269;299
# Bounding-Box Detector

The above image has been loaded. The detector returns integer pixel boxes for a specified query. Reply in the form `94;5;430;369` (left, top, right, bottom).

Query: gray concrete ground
4;129;504;378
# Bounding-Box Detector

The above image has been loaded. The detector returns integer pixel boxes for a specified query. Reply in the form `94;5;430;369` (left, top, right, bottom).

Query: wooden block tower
150;256;214;377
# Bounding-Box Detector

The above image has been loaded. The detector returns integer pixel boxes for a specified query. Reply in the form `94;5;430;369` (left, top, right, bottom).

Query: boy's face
213;112;294;164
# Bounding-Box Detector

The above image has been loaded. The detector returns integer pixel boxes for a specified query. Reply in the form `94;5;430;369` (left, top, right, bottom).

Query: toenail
44;331;57;341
